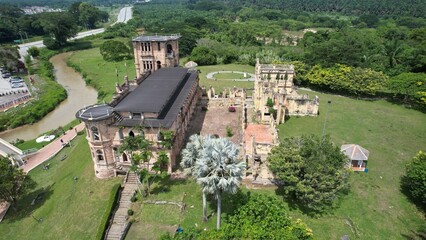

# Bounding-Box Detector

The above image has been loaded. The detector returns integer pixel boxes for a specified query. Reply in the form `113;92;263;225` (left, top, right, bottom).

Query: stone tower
132;34;180;78
76;105;117;178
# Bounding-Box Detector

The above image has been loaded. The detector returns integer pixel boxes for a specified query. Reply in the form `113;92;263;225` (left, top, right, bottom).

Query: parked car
9;76;24;83
2;72;11;78
11;79;24;85
11;83;24;88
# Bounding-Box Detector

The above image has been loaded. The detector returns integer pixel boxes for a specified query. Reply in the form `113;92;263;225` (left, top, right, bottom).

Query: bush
401;151;426;209
27;46;40;58
43;38;60;50
127;209;134;216
96;183;121;240
130;196;137;202
226;126;233;137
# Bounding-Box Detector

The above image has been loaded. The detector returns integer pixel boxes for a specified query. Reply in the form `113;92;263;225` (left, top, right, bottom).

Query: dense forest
0;0;132;7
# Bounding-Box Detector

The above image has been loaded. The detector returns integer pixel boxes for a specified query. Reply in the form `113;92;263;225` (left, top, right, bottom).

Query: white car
11;83;24;88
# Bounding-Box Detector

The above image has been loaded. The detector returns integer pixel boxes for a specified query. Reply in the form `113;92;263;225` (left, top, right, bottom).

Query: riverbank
0;52;97;141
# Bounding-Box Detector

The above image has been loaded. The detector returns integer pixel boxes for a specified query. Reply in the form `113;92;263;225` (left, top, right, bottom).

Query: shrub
226;126;234;137
401;151;426;209
43;38;60;50
127;209;134;216
27;46;40;58
130;196;137;202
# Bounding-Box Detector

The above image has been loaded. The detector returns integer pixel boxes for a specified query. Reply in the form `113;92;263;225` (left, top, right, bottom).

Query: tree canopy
268;135;351;213
100;40;131;62
0;156;36;207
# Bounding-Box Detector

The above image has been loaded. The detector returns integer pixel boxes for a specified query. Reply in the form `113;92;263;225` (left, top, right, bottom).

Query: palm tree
195;137;246;229
180;134;212;222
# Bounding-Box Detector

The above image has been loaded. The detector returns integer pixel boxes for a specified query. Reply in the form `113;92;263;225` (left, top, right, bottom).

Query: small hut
184;61;198;69
341;144;370;171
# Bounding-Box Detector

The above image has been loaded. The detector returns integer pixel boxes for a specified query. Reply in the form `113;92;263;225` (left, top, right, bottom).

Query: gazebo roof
184;61;198;68
341;144;370;161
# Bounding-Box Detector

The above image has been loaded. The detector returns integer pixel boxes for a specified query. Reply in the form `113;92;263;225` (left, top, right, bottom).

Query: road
18;6;133;60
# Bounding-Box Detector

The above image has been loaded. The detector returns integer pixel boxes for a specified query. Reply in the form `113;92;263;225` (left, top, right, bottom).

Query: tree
0;46;20;71
195;137;246;229
189;46;217;66
119;135;152;195
100;40;131;62
39;12;78;47
401;151;426;209
0;156;36;208
268;135;350;213
181;134;213;222
213;194;313;239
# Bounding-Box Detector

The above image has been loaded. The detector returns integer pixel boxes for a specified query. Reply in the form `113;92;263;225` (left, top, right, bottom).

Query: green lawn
126;178;227;240
275;90;426;239
197;64;254;93
0;135;121;240
67;47;136;102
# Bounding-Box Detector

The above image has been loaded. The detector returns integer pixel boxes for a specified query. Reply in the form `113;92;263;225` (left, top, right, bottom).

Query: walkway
105;172;138;240
21;123;85;173
206;71;255;81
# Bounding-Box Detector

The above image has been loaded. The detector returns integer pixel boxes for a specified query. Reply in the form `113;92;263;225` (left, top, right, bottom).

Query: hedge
96;183;122;240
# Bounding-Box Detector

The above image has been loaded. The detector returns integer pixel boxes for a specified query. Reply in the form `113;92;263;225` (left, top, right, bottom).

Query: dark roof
76;104;113;121
133;35;180;42
113;68;189;113
115;69;198;128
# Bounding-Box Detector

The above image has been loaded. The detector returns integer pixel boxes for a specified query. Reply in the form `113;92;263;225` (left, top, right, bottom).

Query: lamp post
322;100;332;138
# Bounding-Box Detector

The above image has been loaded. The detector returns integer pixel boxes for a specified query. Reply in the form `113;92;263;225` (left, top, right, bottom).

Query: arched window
122;153;128;162
157;61;161;69
167;44;173;55
129;131;135;137
91;126;100;140
96;150;104;161
113;147;120;162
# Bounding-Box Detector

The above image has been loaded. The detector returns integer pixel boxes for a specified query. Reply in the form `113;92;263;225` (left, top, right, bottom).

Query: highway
18;6;133;60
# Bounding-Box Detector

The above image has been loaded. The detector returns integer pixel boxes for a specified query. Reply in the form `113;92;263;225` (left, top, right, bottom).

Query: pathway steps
105;172;138;240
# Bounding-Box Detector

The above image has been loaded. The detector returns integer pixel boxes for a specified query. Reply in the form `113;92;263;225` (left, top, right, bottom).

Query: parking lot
0;72;31;111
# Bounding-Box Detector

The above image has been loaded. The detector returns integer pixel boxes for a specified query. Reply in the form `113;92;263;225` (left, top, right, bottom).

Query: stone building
132;35;180;78
76;35;200;178
253;59;319;124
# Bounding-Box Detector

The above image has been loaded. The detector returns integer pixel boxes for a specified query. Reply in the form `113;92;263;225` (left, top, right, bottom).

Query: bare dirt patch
187;103;242;145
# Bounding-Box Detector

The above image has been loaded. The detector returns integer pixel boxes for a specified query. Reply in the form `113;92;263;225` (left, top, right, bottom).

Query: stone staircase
105;172;138;240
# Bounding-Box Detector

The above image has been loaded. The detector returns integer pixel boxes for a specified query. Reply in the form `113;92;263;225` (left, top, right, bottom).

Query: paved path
21;123;85;173
206;71;255;81
105;172;138;240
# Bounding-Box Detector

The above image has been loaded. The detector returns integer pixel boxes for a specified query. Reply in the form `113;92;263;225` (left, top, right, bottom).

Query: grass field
197;64;255;93
67;47;136;102
126;178;218;240
275;90;426;239
0;135;121;240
